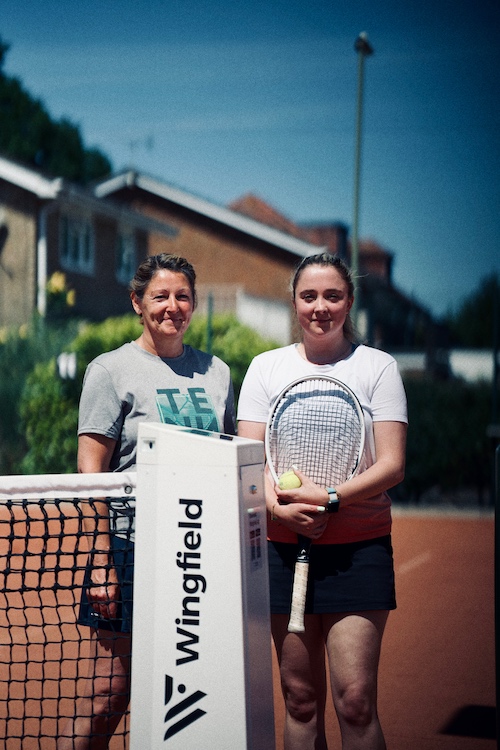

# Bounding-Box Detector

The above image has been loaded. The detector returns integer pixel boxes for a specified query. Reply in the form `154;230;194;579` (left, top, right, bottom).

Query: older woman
238;253;407;750
58;253;235;750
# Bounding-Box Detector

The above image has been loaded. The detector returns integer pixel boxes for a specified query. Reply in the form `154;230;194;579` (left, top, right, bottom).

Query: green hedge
17;313;278;474
3;313;496;502
397;376;493;503
0;316;79;474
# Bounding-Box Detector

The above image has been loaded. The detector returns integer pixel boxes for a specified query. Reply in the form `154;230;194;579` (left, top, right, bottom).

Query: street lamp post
351;31;374;329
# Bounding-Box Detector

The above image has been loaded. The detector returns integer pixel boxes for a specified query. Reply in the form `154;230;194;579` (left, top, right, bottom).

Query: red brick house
94;171;323;343
228;193;433;351
0;155;434;350
0;156;176;328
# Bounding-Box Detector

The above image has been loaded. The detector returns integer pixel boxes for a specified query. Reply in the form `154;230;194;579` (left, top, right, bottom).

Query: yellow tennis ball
278;470;302;490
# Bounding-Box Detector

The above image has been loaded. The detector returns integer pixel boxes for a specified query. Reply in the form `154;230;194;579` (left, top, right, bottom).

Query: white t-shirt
237;344;408;544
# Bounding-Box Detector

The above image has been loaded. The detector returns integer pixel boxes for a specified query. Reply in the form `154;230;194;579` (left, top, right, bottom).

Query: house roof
228;193;308;241
95;171;323;258
0;155;62;199
0;155;176;238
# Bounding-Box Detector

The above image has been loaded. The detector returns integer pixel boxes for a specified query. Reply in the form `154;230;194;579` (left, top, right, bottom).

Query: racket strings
269;382;363;486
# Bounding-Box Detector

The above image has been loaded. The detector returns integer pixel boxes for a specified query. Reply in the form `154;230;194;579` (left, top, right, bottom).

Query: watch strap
325;487;340;513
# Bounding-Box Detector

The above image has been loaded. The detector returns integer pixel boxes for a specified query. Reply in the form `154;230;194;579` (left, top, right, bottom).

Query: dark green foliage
0;35;111;183
69;314;142;369
8;310;495;501
184;313;279;397
445;273;499;348
18;315;143;474
19;360;80;474
397;376;493;503
0;316;79;473
17;313;277;474
0;38;9;69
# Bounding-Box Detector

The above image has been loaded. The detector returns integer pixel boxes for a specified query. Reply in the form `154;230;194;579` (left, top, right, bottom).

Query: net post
495;444;500;746
130;423;275;749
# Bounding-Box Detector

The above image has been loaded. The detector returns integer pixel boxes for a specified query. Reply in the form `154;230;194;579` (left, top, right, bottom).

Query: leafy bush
19;360;80;474
16;311;494;500
45;272;77;322
18;315;142;474
0;316;79;473
18;313;278;474
397;376;493;503
445;273;499;347
70;314;142;368
185;313;278;396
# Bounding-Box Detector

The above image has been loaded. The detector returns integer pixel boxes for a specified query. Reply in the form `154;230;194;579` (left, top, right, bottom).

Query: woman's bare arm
78;433;120;619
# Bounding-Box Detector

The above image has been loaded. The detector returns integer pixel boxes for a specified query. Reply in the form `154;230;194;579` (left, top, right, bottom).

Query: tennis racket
265;375;365;633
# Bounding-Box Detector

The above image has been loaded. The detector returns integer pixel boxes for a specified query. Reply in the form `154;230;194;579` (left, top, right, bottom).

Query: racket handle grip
287;560;309;633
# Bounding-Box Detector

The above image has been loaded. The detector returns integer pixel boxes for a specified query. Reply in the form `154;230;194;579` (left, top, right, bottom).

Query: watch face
327;499;340;513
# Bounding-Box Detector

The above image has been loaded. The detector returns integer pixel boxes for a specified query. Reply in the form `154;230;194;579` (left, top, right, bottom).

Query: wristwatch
325;487;341;513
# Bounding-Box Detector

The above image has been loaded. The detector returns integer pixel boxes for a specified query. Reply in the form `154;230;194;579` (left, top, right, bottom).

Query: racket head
265;375;365;488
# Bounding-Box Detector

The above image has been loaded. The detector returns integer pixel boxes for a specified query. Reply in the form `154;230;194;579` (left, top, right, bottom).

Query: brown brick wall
117;191;299;304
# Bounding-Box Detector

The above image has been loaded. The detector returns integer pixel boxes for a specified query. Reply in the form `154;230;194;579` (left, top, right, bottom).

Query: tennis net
0;472;136;750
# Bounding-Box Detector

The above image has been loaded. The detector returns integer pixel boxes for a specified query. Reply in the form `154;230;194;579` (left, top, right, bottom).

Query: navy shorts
268;535;396;615
77;535;134;633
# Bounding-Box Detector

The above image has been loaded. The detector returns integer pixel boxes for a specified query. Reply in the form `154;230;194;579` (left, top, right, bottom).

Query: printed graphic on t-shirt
156;387;220;431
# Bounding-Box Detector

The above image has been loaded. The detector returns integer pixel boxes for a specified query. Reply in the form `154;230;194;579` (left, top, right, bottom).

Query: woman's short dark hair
129;254;197;308
291;252;357;342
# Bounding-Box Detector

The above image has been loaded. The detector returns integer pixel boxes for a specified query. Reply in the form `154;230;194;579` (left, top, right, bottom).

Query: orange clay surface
0;507;495;749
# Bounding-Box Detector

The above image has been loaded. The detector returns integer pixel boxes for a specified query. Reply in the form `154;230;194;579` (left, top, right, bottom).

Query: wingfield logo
164;674;207;741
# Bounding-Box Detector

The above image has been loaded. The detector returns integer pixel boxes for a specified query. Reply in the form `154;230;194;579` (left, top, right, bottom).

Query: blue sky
2;0;499;318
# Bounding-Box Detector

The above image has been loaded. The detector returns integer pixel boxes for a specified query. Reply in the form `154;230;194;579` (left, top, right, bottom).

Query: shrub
20;360;79;474
18;313;278;474
397;376;492;503
0;315;79;473
185;313;278;396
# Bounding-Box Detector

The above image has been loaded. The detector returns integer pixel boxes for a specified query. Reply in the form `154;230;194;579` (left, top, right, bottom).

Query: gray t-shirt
78;341;236;537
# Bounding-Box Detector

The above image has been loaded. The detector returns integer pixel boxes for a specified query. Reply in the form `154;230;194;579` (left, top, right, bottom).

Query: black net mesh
0;491;134;750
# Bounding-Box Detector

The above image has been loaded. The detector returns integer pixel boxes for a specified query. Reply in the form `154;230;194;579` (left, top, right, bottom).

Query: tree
446;273;499;348
0;37;9;69
0;35;112;183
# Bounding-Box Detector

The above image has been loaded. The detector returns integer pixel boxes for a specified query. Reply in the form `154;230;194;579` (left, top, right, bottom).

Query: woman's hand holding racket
273;501;329;540
273;468;329;540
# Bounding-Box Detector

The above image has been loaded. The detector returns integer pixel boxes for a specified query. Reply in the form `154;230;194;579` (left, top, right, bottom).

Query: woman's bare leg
324;611;389;750
57;628;131;750
273;613;328;750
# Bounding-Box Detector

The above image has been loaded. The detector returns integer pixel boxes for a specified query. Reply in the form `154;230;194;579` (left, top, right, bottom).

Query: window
116;230;137;285
60;214;94;274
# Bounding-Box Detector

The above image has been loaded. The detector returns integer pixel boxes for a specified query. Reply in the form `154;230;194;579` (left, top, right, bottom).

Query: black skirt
268;536;396;615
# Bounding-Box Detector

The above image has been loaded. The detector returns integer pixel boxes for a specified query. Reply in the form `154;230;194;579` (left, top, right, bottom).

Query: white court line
396;550;432;575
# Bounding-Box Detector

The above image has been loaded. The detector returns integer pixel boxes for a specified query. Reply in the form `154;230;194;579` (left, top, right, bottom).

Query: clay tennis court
0;504;495;749
272;509;496;750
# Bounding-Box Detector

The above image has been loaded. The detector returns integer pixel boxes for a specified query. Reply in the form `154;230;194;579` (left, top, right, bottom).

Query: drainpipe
37;202;49;317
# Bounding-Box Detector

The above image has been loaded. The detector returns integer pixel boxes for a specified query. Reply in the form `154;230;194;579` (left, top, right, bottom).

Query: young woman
58;253;236;750
238;253;407;750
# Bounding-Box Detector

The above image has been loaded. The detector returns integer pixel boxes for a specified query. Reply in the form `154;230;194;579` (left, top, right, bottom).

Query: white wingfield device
130;422;275;750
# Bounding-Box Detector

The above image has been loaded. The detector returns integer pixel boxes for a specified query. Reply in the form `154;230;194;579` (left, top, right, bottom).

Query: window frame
59;212;95;275
115;227;137;286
